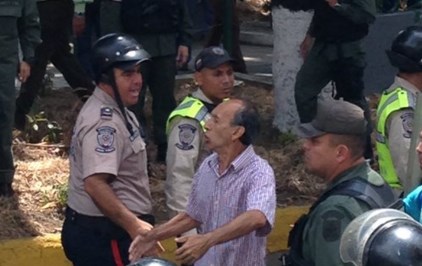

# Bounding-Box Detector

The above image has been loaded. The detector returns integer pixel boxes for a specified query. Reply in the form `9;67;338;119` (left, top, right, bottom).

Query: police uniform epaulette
100;106;113;120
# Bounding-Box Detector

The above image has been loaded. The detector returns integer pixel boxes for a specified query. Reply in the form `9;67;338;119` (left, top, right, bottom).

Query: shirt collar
93;87;119;108
192;89;216;104
209;145;255;176
328;161;368;189
393;76;420;95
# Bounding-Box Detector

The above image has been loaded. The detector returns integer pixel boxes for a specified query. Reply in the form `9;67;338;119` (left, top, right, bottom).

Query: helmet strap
107;69;135;136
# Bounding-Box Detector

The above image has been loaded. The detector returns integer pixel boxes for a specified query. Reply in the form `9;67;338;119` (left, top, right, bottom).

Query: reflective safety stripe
166;96;209;134
375;87;414;189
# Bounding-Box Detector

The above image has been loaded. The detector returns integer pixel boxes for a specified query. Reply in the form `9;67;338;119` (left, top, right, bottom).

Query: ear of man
335;144;350;163
194;71;203;87
232;125;245;142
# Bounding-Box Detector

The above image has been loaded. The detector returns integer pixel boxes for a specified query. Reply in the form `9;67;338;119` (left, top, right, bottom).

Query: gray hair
231;99;261;145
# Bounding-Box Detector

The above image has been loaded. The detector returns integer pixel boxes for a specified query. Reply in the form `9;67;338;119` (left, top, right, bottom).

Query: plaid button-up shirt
186;145;276;266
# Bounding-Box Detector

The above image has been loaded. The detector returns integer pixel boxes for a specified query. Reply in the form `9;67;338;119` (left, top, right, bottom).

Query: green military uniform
99;0;193;161
375;77;417;195
294;0;376;160
295;0;376;122
301;162;388;266
0;0;40;194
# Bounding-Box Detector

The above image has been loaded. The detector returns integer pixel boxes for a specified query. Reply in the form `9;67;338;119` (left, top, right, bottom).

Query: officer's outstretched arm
84;173;153;239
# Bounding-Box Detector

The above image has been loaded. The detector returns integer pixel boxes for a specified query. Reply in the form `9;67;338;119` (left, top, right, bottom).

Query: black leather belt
65;206;155;239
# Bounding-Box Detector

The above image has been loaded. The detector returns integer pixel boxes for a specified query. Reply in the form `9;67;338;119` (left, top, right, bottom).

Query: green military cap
298;97;367;138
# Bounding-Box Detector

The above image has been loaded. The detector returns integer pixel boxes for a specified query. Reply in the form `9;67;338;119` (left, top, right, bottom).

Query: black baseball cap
194;46;234;71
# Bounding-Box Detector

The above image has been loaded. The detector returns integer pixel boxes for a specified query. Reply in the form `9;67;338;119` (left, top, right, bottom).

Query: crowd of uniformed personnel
2;0;422;265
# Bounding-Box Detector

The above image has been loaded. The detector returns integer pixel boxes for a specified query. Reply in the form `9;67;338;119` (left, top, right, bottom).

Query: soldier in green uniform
99;0;193;162
292;0;377;160
283;98;395;266
0;0;40;197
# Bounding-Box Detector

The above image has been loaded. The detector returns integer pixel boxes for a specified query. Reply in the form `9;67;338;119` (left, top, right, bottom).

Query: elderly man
283;98;395;266
61;34;159;265
165;46;234;222
129;99;276;266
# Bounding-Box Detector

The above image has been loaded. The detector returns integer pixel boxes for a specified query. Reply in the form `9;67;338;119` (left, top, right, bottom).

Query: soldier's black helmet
365;219;422;266
386;26;422;73
340;209;422;266
128;257;176;266
91;33;150;83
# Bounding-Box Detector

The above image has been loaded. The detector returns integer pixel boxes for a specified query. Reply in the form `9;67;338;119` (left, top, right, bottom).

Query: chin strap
107;69;135;137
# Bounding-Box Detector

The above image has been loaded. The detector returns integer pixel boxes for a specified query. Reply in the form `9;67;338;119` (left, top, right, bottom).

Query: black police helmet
92;33;150;82
387;26;422;73
365;219;422;266
128;257;176;266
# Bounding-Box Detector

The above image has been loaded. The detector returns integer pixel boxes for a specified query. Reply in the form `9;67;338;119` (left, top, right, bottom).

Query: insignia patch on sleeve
400;112;413;139
100;107;113;120
322;210;344;242
95;126;116;153
175;124;197;150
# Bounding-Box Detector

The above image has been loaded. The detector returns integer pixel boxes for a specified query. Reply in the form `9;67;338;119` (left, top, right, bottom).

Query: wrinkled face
416;131;422;168
204;100;242;151
302;134;338;178
113;65;142;106
195;63;234;103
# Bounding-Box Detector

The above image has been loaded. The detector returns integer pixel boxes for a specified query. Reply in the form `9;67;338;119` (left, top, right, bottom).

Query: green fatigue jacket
301;162;389;266
100;0;192;58
0;0;40;183
308;0;376;61
376;77;417;193
0;0;40;63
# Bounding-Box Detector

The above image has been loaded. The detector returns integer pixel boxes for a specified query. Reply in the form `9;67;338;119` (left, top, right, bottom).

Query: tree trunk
272;7;312;133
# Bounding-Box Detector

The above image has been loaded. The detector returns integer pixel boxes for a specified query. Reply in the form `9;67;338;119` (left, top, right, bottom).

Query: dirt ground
0;0;326;240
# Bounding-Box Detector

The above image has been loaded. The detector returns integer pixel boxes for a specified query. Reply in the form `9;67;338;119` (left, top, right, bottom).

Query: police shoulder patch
95;126;116;153
175;124;197;150
100;107;113;120
321;210;344;242
400;111;413;139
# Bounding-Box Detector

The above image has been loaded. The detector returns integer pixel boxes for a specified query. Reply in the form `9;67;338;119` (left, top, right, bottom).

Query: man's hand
174;234;212;265
326;0;339;8
299;34;315;60
132;218;154;238
19;61;31;82
128;232;163;262
176;45;189;68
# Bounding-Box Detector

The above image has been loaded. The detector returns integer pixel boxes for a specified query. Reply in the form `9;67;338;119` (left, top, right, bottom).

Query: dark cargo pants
294;42;374;160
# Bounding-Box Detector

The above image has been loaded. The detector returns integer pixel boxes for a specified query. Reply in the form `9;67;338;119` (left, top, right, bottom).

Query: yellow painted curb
0;207;309;266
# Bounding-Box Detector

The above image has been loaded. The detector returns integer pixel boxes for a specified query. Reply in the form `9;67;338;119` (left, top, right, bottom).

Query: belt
65;206;155;239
